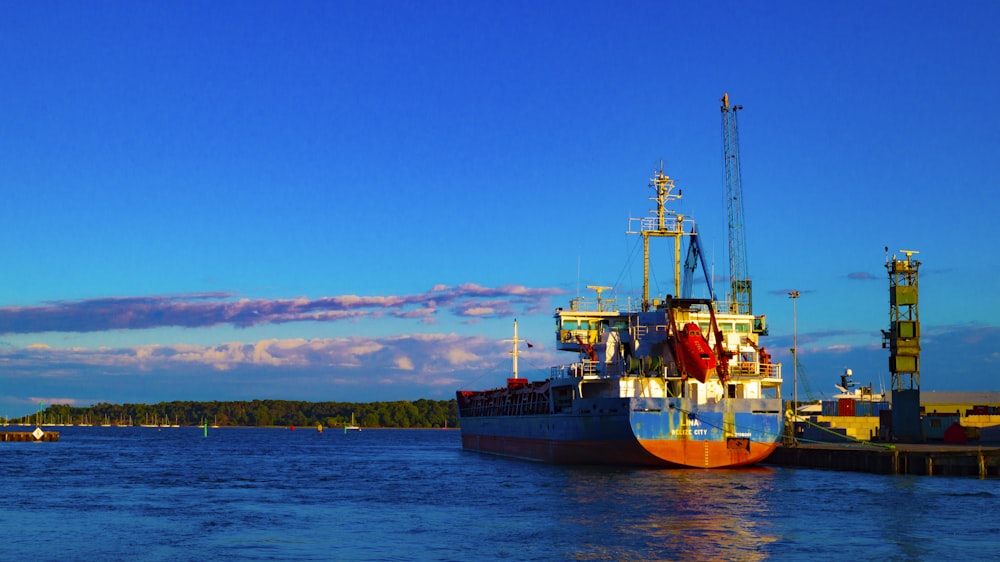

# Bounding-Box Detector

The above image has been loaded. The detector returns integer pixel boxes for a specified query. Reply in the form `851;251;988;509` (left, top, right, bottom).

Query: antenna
586;285;612;311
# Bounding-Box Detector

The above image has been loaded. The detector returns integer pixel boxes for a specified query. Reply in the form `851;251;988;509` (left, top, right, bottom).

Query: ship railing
630;216;681;235
566;296;642;313
728;361;782;379
457;381;554;417
551;360;606;380
563;295;748;316
551;365;573;379
559;329;594;345
713;299;737;314
766;363;782;378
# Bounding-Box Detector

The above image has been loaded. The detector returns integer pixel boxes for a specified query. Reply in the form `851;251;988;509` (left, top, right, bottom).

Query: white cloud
461;306;495;317
443;346;481;365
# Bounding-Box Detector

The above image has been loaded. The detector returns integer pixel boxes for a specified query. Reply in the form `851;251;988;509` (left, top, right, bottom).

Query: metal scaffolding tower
883;248;922;441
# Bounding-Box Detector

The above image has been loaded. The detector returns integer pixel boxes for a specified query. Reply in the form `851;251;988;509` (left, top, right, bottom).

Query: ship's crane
790;347;817;403
721;93;751;315
681;226;715;301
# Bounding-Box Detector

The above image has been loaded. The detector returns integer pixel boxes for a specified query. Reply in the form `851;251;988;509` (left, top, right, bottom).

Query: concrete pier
765;442;1000;478
0;429;60;442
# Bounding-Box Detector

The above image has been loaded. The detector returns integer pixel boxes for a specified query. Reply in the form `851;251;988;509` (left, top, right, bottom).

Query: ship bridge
554;286;640;353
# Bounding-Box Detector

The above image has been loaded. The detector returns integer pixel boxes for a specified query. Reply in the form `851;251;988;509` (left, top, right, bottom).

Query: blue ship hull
459;396;783;468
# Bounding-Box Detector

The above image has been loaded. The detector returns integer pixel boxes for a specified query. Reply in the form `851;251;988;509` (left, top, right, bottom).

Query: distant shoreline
3;422;461;430
12;398;459;429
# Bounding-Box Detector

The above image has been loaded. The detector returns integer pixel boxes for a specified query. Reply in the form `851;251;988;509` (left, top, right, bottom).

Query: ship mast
629;162;687;311
504;319;524;379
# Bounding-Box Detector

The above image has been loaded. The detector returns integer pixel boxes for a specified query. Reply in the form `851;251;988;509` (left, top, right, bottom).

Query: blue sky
1;2;998;416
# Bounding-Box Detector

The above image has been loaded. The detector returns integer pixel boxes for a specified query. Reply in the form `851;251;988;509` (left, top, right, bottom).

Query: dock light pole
788;291;800;418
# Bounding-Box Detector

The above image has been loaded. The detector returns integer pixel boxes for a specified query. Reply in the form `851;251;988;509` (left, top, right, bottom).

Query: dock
0;428;60;442
765;442;1000;478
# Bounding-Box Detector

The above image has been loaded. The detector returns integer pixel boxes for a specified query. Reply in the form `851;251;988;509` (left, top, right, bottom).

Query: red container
838;398;856;417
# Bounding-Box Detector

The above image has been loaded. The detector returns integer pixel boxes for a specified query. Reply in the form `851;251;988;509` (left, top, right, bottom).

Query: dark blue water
1;426;997;561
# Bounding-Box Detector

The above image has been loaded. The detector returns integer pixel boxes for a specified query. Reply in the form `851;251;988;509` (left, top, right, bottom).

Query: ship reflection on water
558;466;780;561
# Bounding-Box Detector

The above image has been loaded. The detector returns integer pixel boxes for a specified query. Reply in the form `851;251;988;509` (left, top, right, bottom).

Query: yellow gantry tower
883;248;922;441
629;162;690;311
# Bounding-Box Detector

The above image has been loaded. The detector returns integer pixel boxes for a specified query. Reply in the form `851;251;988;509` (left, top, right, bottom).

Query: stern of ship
629;397;783;468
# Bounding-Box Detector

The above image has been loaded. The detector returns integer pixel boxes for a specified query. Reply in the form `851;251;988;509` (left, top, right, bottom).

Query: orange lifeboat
675;322;716;383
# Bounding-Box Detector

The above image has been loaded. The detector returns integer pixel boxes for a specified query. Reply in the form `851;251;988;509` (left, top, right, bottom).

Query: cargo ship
456;165;784;468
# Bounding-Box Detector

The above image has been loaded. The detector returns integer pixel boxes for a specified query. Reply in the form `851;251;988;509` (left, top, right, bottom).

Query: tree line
25;399;459;429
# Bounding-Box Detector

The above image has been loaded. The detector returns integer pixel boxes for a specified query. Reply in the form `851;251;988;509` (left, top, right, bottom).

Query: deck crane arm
790;348;817;403
681;226;716;301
